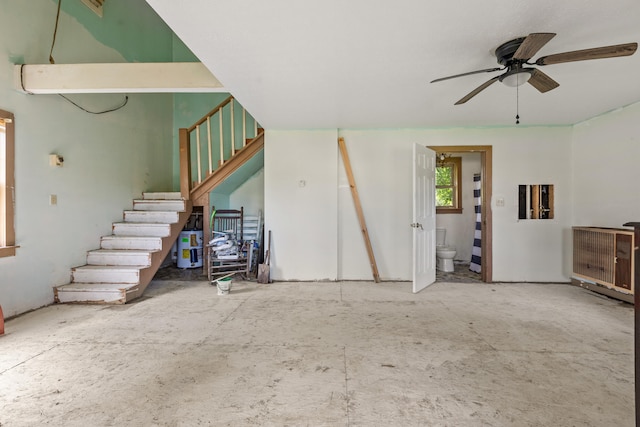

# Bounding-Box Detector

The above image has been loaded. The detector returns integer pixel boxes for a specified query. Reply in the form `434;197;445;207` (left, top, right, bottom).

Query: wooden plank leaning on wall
338;137;380;283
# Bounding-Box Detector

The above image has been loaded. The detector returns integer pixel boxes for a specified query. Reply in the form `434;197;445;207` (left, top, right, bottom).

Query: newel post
179;128;191;200
622;221;640;426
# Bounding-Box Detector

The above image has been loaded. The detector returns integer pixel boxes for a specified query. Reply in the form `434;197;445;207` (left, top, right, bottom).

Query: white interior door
412;144;436;293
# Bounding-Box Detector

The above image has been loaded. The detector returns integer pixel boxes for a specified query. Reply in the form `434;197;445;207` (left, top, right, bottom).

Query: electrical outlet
49;194;57;206
495;197;505;207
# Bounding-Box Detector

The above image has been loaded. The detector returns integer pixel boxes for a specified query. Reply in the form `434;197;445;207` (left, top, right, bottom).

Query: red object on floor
0;304;4;335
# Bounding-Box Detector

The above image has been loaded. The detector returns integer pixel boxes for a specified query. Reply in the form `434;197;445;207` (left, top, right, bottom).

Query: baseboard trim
570;278;633;304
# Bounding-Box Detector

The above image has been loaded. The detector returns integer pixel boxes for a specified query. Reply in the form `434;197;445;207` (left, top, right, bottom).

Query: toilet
436;228;456;272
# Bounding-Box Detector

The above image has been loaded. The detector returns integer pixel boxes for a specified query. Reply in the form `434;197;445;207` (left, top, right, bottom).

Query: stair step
123;210;179;223
87;249;153;266
142;192;183;200
133;199;186;212
54;282;140;304
112;222;171;237
100;235;163;251
72;265;144;284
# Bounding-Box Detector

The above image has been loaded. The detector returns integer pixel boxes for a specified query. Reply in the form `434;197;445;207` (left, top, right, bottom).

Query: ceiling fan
431;33;638;105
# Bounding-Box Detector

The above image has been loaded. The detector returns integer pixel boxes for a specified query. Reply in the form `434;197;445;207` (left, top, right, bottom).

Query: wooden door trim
427;145;493;283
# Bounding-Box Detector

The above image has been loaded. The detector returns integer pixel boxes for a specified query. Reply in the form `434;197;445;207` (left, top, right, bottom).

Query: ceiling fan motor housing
495;37;534;85
495;37;527;65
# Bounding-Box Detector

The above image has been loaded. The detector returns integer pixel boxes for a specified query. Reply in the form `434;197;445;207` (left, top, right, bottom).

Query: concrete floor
0;274;634;426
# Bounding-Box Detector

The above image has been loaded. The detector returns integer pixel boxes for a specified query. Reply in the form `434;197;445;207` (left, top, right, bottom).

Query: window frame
435;156;462;214
0;109;16;257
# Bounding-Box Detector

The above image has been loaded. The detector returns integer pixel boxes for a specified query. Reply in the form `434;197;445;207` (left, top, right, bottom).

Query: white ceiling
146;0;640;129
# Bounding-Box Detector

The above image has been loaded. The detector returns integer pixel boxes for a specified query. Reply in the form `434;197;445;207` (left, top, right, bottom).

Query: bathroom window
436;156;462;214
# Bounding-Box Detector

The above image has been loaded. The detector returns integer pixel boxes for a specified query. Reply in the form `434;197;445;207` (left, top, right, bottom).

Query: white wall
572;103;640;228
265;127;574;283
488;128;574;281
0;2;174;317
336;131;414;280
264;130;338;280
229;168;264;219
436;153;481;263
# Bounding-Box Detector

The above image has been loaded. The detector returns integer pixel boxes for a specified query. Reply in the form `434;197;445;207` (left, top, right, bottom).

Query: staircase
54;192;192;304
53;96;263;305
179;96;264;278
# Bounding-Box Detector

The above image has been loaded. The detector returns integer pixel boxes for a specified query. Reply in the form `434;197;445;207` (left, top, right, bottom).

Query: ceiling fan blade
527;69;559;93
454;76;500;105
513;33;556;60
431;67;503;83
535;42;638;65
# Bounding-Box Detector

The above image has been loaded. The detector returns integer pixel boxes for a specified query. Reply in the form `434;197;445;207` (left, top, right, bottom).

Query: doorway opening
427;145;492;283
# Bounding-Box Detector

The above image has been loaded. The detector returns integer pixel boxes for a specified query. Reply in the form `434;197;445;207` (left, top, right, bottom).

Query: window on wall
435;156;462;214
0;109;16;257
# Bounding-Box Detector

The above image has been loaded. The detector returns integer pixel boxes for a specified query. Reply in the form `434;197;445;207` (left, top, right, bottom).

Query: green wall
0;0;264;316
171;35;231;202
54;0;174;62
171;33;263;207
0;0;176;317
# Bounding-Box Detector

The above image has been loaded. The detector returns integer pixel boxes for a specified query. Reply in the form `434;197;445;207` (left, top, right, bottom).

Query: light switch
49;154;64;167
49;194;57;205
495;197;505;207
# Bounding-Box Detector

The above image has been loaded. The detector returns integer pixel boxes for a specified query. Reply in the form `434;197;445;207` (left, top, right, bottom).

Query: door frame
427;145;493;283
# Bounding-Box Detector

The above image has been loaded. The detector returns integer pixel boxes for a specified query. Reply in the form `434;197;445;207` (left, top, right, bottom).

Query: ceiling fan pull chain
516;75;520;125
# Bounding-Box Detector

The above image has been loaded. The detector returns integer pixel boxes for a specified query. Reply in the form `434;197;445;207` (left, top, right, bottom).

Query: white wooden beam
14;62;225;94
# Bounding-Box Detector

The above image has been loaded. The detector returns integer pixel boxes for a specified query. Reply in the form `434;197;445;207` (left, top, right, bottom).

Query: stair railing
179;95;261;201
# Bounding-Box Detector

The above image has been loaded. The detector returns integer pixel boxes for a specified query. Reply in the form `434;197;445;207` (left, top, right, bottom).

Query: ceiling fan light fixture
500;70;532;87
